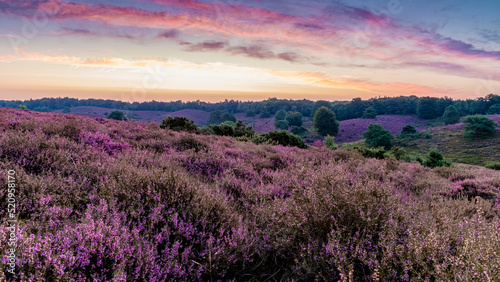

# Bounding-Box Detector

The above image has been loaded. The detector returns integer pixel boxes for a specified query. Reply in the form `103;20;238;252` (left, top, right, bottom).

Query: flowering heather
336;115;428;144
0;108;499;281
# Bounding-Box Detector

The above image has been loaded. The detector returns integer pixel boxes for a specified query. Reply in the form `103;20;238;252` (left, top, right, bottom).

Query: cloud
185;40;227;52
157;29;179;39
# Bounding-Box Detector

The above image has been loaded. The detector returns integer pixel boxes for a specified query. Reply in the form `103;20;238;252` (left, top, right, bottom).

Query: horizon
1;1;500;102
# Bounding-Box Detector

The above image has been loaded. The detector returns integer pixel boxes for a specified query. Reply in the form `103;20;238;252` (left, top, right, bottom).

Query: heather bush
1;107;499;281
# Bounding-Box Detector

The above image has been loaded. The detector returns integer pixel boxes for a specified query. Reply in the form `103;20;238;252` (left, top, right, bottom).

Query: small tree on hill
285;111;303;127
442;105;460;125
362;106;377;119
312;106;339;136
160;116;198;132
107;110;127;121
363;123;393;150
463;115;498;138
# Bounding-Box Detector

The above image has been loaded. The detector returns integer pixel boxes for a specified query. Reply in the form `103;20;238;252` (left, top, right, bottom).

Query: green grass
399;127;500;166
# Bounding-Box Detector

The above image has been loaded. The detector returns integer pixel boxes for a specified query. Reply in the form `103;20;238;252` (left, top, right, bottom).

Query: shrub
353;146;387;159
362;106;377;119
160;116;198;132
290;126;308;136
312;106;340;136
259;130;308;148
323;135;338;150
274;119;289;130
107;110;127;121
285;111;303;127
485;162;500;170
442;105;460;125
363;124;393;150
401;124;417;135
463;115;498;138
390;146;406;160
18;104;27;110
210;124;235;136
424;149;451;168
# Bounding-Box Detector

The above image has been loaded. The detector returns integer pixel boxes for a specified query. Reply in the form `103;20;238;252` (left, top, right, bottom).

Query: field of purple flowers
335;115;428;144
0;108;499;281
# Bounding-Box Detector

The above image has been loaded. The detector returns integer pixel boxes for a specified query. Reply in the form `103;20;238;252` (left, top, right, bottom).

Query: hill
0;108;499;280
399;115;500;166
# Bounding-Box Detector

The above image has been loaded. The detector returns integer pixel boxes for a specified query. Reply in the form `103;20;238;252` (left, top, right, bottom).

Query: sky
0;0;499;102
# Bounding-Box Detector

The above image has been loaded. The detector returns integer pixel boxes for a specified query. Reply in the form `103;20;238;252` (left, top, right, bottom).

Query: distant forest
1;94;499;121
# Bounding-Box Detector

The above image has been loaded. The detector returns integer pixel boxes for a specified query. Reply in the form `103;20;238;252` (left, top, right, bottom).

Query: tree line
2;94;500;121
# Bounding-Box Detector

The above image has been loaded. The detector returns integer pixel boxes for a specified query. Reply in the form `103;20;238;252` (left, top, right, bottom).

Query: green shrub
463;115;498;138
246;109;257;117
390;146;406;160
290;126;308;136
423;149;451;168
487;103;500;114
353;146;386;159
160;116;198;132
323;135;338;150
485;162;500;170
18;104;27;110
210;124;235;136
363;124;393;150
209;110;236;124
259;130;308;148
107;110;127;121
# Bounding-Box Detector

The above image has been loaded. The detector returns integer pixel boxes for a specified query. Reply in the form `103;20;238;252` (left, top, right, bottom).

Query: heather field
335;115;428;144
1;107;500;281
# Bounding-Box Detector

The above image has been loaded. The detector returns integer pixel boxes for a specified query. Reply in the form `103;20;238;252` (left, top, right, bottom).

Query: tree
274;120;289;130
487;103;500;114
160;116;198;132
274;109;287;122
107;110;127;121
442;105;460;125
424;149;451;168
463;115;498;138
363;124;393;150
401;124;417;135
362;106;377;119
285;111;303;127
18;104;27;110
312;106;340;136
417;97;439;119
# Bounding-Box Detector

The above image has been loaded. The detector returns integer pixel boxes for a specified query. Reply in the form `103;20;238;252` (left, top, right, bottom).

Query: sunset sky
1;0;499;102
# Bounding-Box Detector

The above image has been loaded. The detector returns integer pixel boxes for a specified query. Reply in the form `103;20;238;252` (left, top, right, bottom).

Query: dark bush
463;115;498;138
160;116;198;132
363;124;393;150
260;130;308;149
107;110;127;121
424;149;451;168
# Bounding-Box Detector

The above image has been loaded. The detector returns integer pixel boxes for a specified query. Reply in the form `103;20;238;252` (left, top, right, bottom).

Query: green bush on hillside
424;149;451;168
160;116;198;132
364;124;393;150
463;115;498;138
